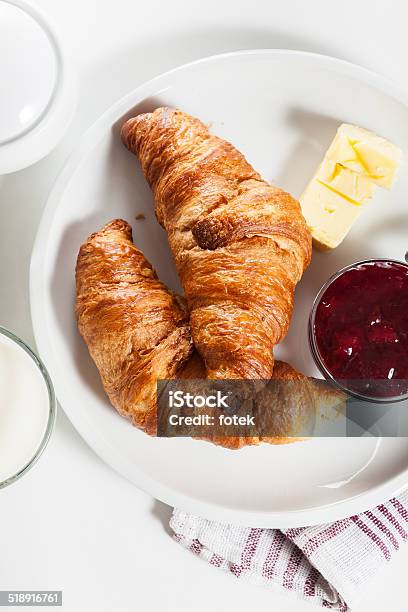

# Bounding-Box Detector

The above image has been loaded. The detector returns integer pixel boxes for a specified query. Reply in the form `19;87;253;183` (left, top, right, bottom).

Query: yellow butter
300;124;401;250
326;124;401;189
325;131;361;173
300;177;364;250
315;160;374;204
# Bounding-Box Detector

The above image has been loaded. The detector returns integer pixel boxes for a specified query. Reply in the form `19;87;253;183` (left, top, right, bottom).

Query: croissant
75;219;193;435
76;220;344;448
121;108;312;380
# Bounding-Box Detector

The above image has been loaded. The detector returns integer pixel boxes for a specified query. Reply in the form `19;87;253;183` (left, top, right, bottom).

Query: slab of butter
326;124;401;188
300;124;402;250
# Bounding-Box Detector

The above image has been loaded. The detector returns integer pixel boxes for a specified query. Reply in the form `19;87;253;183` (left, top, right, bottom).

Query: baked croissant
121;108;312;380
75;219;193;435
76;220;344;448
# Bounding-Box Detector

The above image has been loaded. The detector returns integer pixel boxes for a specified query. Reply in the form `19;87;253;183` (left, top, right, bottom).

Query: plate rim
30;48;408;527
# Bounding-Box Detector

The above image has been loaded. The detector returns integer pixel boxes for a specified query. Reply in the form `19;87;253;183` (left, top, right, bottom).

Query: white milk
0;332;50;484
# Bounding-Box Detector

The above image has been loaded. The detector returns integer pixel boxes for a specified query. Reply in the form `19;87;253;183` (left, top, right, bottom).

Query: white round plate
30;50;408;527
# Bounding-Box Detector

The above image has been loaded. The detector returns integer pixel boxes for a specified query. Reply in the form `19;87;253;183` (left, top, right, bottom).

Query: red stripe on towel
304;566;320;597
210;553;223;567
190;539;203;556
364;510;399;550
285;527;308;539
262;531;286;580
303;520;351;557
229;563;242;577
378;504;407;540
241;528;263;570
350;516;390;560
283;546;303;590
391;497;408;523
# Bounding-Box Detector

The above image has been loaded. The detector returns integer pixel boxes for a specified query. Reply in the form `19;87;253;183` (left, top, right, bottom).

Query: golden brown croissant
76;220;343;449
75;219;193;435
121;108;312;380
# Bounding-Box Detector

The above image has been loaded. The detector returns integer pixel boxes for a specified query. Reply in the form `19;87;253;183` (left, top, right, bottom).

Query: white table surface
1;1;408;610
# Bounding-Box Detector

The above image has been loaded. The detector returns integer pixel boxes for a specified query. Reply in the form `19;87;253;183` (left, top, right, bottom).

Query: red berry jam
313;261;408;400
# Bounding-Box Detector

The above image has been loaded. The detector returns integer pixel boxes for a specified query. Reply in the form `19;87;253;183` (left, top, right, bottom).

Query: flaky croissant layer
122;107;312;380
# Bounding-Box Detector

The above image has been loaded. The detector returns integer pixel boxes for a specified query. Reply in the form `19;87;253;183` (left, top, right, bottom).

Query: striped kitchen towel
170;489;408;611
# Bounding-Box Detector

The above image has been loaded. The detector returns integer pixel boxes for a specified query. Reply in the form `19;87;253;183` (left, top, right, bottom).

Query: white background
1;1;408;610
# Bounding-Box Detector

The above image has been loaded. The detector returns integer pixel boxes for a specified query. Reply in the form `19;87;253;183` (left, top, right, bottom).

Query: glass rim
308;258;408;404
0;326;57;490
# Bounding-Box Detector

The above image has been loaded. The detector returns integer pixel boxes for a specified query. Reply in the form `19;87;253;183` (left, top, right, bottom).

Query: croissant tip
101;219;131;233
85;219;132;245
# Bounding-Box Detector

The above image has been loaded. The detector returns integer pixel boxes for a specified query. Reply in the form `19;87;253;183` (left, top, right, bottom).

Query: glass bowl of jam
309;259;408;403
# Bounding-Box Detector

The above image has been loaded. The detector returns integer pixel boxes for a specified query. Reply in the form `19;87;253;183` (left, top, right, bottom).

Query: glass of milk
0;326;56;489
